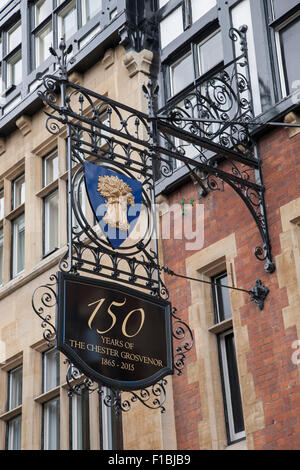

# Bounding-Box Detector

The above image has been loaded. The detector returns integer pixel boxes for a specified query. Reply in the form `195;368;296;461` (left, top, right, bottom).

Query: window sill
208;318;233;334
6;203;25;221
34;386;60;405
0;405;22;422
36;180;58;199
225;439;247;451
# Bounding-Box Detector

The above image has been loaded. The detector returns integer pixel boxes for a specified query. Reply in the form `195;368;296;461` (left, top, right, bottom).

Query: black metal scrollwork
171;308;194;376
31;274;58;347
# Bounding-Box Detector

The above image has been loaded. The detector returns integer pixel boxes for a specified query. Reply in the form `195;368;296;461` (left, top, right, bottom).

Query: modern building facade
0;0;300;451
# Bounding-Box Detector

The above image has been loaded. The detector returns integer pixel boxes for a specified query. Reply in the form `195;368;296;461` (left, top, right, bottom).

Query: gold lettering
122;308;145;338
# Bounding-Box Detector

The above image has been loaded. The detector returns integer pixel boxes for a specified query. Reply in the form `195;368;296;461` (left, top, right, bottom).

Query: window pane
43;151;58;186
191;0;216;22
0;190;4;219
224;333;245;436
43;349;60;393
35;0;52;25
272;0;299;19
58;1;77;42
44;191;59;254
12;214;25;277
7;415;22;450
72;390;90;450
82;0;102;24
7;21;21;53
213;273;232;323
13;175;25;210
0;64;3;94
35;22;53;67
279;18;300;96
0;228;3;285
159;0;169;7
8;366;22;410
170;52;194;96
44;398;60;450
198;31;223;75
160;6;183;49
7;50;22;87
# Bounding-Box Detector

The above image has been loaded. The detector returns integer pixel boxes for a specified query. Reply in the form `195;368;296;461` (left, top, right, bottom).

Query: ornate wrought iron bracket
151;26;275;274
250;279;270;311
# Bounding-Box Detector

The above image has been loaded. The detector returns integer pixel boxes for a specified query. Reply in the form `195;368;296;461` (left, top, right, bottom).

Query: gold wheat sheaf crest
97;175;135;232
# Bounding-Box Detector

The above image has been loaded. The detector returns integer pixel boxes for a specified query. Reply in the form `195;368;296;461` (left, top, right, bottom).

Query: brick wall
160;127;300;449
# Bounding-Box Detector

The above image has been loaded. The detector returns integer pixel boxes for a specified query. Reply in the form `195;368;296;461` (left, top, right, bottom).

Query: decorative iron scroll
64;359;168;415
172;308;194;376
31;274;57;347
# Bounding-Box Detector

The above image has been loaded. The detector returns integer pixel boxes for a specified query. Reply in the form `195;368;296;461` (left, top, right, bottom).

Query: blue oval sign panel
56;272;174;391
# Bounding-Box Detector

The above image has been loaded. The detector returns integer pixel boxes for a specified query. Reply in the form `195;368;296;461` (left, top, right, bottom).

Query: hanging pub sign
56;272;174;391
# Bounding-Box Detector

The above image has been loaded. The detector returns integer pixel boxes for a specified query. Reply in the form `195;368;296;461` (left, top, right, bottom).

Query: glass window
58;0;77;42
44;190;59;255
7;415;22;450
43;151;58;187
160;6;183;49
43;349;60;393
219;330;245;443
72;179;86;232
212;273;232;324
12;175;25;210
198;30;223;75
170;52;194;96
12;213;25;278
8;366;22;410
277;17;300;96
0;228;3;285
191;0;216;23
0;189;4;219
159;0;169;7
82;0;102;25
43;397;60;450
0;64;3;94
71;389;90;450
7;50;22;87
7;21;21;54
271;0;299;19
35;0;52;25
2;20;22;89
35;22;53;68
100;386;123;450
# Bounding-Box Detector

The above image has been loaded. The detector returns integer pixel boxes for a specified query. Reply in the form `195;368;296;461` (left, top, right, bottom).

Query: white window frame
0;227;3;285
219;330;246;444
43;397;60;450
0;189;4;220
7;415;22;450
43;150;59;187
57;0;77;43
8;365;23;411
71;390;89;450
274;11;300;99
197;29;223;76
12;174;25;210
169;51;193;97
11;213;25;278
81;0;102;25
44;189;59;256
43;348;60;394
